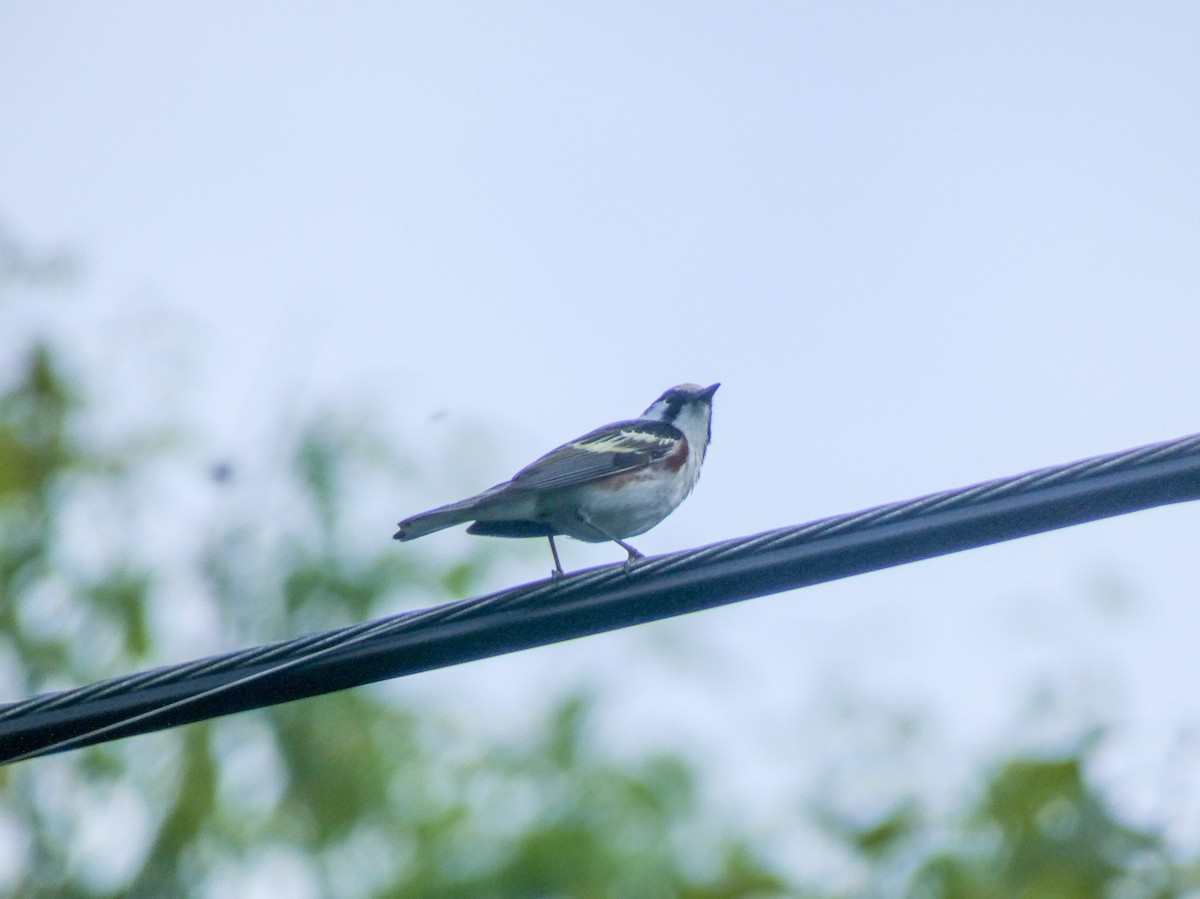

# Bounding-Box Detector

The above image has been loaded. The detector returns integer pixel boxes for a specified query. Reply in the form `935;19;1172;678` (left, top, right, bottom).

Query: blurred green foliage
1;232;1198;897
0;235;789;898
906;749;1198;899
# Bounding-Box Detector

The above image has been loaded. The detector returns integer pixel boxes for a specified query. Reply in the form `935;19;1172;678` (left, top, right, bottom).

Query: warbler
394;383;719;577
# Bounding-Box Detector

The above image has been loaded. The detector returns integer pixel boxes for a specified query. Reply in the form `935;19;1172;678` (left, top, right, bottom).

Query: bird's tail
393;484;507;541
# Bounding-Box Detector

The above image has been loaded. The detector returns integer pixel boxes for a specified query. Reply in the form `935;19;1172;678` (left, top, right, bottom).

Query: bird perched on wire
393;383;719;577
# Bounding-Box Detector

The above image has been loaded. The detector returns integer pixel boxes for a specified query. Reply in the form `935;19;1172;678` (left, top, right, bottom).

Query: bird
393;383;719;577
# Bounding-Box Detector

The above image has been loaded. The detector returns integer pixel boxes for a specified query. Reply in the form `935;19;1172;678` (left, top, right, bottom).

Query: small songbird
393;383;719;577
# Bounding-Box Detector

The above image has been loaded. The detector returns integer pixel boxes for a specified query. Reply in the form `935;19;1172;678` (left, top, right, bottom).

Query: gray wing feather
503;419;683;494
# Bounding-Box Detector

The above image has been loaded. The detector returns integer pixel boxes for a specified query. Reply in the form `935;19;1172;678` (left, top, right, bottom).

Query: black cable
3;431;1200;764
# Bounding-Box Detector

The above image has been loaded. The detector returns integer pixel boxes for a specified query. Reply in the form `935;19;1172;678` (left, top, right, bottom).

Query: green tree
907;748;1197;899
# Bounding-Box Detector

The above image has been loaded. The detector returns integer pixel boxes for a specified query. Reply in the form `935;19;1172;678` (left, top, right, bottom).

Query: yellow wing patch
577;428;678;455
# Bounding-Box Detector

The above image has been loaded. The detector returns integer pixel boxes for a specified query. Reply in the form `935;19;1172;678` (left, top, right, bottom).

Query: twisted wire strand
3;430;1200;763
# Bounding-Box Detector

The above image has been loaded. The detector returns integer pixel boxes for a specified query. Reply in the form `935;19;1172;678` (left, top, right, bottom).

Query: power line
3;431;1200;764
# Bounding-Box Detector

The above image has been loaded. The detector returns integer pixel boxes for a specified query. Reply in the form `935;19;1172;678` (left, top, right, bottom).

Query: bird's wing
504;419;685;493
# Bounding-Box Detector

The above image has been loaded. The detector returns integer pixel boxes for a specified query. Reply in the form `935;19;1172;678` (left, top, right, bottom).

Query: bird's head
642;382;719;451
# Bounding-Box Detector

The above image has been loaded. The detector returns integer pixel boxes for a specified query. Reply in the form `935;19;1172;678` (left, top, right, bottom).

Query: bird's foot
622;548;645;573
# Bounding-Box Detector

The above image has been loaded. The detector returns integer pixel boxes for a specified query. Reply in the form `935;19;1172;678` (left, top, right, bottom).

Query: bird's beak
700;383;720;401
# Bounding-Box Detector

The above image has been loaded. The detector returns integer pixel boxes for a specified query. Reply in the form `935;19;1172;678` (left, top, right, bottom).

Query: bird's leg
547;534;565;579
575;512;644;571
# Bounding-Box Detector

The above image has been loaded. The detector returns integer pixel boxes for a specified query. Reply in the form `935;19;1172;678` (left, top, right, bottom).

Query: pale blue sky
4;1;1200;860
